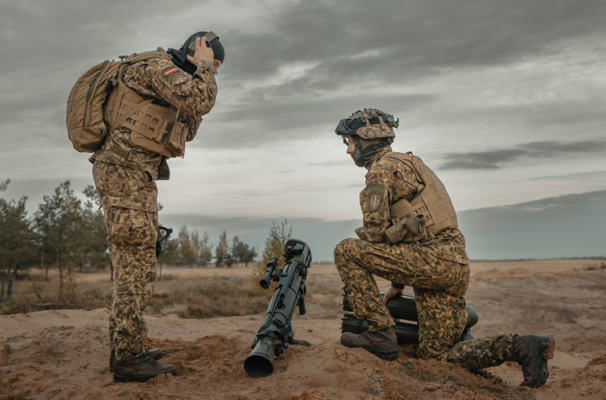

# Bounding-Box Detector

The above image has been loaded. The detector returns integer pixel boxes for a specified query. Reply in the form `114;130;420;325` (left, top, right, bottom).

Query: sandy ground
2;259;606;400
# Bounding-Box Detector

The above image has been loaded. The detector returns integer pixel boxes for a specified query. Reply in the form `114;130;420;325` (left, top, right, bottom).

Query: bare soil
1;259;606;399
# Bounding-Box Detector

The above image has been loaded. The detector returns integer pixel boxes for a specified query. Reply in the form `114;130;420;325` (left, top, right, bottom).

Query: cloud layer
441;139;606;169
1;0;605;239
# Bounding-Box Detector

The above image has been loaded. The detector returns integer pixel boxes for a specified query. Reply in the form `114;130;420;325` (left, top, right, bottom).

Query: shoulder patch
171;74;188;85
163;66;178;76
369;193;383;212
365;183;388;214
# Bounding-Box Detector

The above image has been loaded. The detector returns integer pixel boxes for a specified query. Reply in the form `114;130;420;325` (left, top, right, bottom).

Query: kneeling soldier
333;108;554;388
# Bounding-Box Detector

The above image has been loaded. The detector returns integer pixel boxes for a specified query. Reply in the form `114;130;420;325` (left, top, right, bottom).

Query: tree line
0;180;107;302
160;227;257;268
0;179;258;302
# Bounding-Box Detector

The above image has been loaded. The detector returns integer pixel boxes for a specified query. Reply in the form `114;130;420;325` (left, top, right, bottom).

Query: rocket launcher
244;239;312;378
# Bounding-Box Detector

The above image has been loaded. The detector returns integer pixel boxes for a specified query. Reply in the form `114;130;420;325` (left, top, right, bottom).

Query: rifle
244;239;312;378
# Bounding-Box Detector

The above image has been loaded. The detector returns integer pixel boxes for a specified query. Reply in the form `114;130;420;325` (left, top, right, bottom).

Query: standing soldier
333;108;555;388
90;31;224;383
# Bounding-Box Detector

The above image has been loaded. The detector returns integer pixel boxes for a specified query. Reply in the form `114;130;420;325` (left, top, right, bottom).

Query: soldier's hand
383;286;403;306
186;37;214;66
405;215;427;236
384;218;408;244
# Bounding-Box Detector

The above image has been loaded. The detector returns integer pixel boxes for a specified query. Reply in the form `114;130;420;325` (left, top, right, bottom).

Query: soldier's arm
355;169;393;242
142;59;218;118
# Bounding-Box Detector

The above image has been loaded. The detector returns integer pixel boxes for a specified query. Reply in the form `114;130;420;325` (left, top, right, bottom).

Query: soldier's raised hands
186;37;214;66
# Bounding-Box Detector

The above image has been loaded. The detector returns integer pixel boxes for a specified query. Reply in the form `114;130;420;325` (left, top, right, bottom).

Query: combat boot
109;348;164;372
113;353;177;383
513;334;555;388
340;326;399;360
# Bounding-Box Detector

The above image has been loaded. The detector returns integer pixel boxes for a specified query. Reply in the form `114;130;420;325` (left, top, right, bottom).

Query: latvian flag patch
163;67;178;76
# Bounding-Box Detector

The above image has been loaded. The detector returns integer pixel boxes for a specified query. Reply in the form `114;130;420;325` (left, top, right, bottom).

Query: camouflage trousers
334;238;517;370
93;161;159;361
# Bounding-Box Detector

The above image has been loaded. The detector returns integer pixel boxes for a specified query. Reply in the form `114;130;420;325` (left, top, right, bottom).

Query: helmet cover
335;108;398;139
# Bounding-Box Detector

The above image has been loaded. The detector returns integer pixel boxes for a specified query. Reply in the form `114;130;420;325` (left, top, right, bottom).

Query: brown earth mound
0;308;604;400
2;259;606;399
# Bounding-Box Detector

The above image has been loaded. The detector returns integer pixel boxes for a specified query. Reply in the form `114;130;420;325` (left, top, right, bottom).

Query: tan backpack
65;51;164;153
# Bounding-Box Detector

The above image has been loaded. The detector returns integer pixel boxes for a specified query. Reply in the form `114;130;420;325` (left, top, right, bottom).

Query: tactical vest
385;153;459;242
104;50;197;158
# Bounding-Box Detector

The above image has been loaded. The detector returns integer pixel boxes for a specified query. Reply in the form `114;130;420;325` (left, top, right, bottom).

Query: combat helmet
335;108;399;167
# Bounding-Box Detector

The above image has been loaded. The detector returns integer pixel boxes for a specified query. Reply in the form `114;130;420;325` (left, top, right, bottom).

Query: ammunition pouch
389;199;429;242
384;215;427;244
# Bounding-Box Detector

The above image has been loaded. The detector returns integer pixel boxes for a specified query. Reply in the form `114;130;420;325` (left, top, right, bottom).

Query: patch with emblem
365;183;388;214
172;74;188;85
163;66;178;76
369;193;383;212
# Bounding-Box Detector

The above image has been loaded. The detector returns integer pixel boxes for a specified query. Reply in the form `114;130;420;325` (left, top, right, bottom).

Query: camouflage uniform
91;51;217;361
335;147;517;370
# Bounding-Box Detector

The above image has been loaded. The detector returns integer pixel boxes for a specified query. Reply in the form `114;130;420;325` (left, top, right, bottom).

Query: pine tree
231;236;257;267
215;230;229;268
241;245;257;267
177;226;197;267
231;236;244;265
33;181;86;288
82;185;110;272
0;180;33;301
197;231;213;267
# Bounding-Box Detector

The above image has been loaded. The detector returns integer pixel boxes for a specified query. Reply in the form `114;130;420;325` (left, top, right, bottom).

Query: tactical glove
384;215;427;244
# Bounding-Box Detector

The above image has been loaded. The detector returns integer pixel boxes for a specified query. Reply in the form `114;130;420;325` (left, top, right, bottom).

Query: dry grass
151;276;271;318
151;273;343;318
584;261;606;271
1;268;345;319
0;275;108;315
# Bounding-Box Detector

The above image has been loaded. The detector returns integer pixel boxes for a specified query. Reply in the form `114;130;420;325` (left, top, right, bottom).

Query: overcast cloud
442;139;606;169
1;0;605;259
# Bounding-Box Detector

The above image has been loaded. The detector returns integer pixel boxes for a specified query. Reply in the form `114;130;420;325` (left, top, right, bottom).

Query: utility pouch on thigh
114;284;131;296
105;195;159;247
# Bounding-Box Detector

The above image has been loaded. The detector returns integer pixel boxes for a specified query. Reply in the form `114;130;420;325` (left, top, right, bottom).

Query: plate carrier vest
104;50;196;158
385;153;459;242
66;49;198;157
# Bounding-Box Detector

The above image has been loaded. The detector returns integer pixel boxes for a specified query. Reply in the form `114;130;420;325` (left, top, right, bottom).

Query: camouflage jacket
89;48;218;180
356;148;469;264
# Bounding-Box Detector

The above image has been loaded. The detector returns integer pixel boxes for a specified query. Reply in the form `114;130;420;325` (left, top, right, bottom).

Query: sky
1;0;605;261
